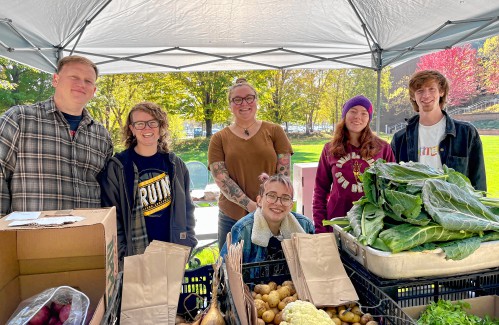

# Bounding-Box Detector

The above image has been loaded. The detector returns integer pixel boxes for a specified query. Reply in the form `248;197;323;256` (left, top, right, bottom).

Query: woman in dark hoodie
101;102;197;266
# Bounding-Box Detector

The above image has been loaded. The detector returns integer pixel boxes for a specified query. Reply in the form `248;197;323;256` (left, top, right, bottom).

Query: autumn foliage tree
478;36;499;94
416;44;479;107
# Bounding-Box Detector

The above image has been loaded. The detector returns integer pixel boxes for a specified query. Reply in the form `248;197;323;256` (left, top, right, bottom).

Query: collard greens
347;161;499;260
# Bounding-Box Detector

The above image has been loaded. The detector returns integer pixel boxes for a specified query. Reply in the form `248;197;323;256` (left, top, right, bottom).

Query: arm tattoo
276;153;291;176
210;161;253;210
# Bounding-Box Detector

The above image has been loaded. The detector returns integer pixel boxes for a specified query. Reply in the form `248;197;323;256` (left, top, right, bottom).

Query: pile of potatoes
251;280;378;325
321;303;379;325
252;280;297;324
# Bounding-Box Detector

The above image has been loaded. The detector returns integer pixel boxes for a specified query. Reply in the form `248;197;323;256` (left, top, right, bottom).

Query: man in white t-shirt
391;70;486;191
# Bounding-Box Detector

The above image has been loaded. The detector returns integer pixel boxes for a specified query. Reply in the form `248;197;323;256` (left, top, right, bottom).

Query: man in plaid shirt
0;55;113;216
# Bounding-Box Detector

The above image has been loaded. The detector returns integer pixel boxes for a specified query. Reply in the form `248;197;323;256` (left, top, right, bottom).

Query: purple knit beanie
342;95;373;121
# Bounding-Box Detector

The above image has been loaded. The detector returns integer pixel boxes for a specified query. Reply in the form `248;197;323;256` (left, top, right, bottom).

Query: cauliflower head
280;300;333;325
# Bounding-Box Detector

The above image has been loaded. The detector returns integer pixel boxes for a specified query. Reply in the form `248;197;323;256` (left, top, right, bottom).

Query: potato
351;305;362;315
331;317;342;325
255;284;271;295
352;323;361;325
254;294;262;300
339;310;356;323
281;296;297;304
261;294;270;302
360;313;374;325
262;309;275;323
277;286;291;300
271;307;280;315
325;309;335;318
254;299;267;317
365;321;379;325
256;318;265;325
274;311;283;324
277;300;287;310
282;281;296;295
251;291;257;298
267;293;280;308
268;281;278;291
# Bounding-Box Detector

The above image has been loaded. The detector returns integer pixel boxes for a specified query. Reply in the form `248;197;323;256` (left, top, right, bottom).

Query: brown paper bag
121;241;190;325
281;239;310;301
225;233;251;325
293;233;358;307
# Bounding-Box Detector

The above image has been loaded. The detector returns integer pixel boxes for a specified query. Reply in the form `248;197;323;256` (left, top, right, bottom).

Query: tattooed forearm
210;161;253;210
276;153;291;176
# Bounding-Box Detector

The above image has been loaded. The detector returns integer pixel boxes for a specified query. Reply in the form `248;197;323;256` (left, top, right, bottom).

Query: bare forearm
210;162;255;211
276;153;291;176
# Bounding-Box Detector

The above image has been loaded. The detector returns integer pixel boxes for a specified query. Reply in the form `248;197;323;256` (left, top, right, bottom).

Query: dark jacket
391;111;486;191
101;148;197;264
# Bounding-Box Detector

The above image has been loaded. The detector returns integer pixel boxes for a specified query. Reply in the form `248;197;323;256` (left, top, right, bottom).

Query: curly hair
258;173;294;198
328;120;384;159
123;102;170;153
409;70;449;112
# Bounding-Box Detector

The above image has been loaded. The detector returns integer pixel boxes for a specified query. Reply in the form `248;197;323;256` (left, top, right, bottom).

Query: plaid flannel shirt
0;97;113;216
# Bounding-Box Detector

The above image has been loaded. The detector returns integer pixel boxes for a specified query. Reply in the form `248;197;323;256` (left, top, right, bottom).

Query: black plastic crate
223;259;413;325
344;263;414;325
100;271;123;325
222;259;292;325
177;264;214;321
341;253;499;308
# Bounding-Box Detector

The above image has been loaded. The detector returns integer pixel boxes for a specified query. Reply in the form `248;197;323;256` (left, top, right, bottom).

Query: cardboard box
403;295;499;321
0;208;118;324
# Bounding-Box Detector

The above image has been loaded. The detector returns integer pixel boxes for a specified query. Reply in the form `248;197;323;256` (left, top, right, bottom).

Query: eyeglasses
264;192;293;207
132;120;160;130
231;95;256;105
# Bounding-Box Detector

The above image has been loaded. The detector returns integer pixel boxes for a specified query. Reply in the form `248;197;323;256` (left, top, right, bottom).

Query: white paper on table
5;211;41;221
8;216;85;227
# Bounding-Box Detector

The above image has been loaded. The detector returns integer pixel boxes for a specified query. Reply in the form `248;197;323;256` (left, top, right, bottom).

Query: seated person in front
220;173;315;263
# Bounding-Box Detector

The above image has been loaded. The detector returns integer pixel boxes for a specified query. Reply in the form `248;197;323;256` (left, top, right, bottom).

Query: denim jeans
218;210;238;250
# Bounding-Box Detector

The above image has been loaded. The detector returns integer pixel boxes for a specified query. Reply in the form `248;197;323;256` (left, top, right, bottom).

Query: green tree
257;70;300;127
173;71;237;137
0;58;53;113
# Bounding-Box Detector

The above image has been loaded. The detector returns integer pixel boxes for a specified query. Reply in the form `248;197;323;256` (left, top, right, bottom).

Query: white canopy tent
1;0;498;131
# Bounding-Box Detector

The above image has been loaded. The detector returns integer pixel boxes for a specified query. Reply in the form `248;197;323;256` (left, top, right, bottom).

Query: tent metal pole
376;69;381;135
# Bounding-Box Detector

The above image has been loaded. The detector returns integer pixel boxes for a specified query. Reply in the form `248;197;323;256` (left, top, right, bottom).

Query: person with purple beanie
312;95;395;233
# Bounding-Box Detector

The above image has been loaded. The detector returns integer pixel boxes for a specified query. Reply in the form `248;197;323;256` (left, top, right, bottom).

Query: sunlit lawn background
176;134;499;197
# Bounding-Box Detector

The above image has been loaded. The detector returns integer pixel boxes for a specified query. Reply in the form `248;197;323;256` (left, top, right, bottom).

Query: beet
58;304;72;323
48;315;60;325
28;305;50;325
50;302;65;314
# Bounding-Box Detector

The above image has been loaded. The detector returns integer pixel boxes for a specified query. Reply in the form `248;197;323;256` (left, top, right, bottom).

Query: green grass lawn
175;133;499;197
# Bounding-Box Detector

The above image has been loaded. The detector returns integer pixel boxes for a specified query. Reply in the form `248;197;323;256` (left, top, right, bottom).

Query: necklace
235;120;257;136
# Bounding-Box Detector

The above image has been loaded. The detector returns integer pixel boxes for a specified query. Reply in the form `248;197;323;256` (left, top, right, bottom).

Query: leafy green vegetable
418;299;499;325
344;161;499;260
379;223;474;253
422;179;499;232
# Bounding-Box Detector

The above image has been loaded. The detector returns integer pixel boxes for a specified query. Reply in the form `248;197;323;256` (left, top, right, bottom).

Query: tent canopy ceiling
0;0;498;74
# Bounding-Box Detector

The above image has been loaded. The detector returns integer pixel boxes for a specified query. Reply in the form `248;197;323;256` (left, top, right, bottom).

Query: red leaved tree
416;44;479;107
